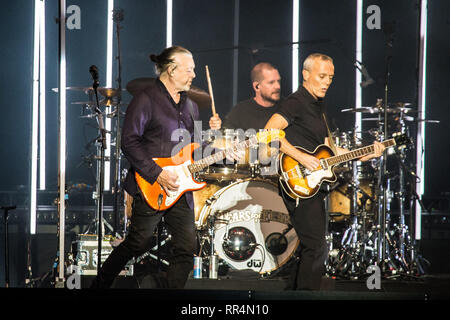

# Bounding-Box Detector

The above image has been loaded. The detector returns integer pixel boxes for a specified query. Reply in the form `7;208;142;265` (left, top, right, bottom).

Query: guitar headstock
392;132;411;149
256;129;285;144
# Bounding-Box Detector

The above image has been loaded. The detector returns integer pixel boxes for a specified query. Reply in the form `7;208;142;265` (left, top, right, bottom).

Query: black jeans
283;191;328;290
92;193;196;289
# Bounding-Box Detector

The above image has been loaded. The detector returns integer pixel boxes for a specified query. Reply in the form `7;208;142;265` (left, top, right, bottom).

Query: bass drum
197;178;299;275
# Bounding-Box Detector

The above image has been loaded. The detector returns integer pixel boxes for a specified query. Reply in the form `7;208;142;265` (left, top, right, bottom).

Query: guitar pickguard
162;160;199;207
306;168;334;189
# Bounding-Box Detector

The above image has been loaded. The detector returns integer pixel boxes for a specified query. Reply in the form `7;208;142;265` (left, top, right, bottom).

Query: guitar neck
325;139;395;167
188;136;257;173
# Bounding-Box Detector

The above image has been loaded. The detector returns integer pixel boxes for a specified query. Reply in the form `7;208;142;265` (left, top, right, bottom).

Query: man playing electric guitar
91;46;231;289
264;53;385;290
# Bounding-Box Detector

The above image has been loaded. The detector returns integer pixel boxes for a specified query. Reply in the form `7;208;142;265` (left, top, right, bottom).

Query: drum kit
65;84;433;281
324;101;437;280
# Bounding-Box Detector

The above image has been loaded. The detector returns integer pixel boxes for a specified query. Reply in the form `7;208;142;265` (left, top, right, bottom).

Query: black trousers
91;193;196;289
283;191;328;290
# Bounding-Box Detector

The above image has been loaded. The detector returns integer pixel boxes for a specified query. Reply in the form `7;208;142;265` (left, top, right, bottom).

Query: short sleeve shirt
276;86;328;152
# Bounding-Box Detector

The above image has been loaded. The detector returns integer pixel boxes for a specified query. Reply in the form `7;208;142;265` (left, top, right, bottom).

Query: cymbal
52;86;92;93
341;106;378;113
126;77;212;109
52;87;125;98
71;99;126;107
187;86;212;109
342;103;416;114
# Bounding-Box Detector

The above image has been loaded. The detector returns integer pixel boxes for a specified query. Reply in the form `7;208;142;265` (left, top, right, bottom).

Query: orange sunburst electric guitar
135;129;284;211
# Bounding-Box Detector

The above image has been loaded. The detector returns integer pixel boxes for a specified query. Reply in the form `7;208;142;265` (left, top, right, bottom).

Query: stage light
57;0;67;283
292;0;299;93
166;0;173;47
39;0;46;191
415;0;428;240
31;0;42;235
103;0;114;191
355;0;363;139
232;0;239;107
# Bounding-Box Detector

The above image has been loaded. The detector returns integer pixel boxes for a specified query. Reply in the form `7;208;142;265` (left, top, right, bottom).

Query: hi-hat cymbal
52;86;125;97
126;77;212;109
342;102;415;114
71;98;126;107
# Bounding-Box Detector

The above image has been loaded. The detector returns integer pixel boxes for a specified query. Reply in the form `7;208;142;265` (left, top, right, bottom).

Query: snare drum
198;129;257;181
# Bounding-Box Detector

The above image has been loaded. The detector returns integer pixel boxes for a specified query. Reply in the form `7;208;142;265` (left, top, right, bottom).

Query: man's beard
261;91;280;105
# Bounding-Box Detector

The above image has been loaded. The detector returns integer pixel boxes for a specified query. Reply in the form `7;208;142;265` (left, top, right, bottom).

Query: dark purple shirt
121;79;199;209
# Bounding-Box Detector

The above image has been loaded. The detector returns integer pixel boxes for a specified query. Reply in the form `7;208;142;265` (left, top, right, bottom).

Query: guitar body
279;144;337;199
135;142;206;211
278;133;409;200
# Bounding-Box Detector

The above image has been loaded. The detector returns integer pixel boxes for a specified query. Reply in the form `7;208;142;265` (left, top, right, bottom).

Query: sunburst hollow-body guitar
278;133;410;200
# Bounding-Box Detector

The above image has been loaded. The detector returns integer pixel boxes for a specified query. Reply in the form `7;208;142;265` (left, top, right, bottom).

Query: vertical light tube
232;0;239;107
39;0;46;190
104;0;114;191
415;0;428;240
292;0;299;92
58;0;67;282
166;0;173;47
30;0;41;235
355;0;363;139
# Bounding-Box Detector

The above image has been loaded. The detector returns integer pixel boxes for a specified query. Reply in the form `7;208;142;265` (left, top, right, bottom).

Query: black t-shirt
276;86;328;152
223;98;280;131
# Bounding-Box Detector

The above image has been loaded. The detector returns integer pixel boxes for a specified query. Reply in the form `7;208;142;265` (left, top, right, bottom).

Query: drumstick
205;65;217;116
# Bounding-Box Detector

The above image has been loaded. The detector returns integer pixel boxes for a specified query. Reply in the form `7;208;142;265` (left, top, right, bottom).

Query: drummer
223;62;282;130
221;62;283;173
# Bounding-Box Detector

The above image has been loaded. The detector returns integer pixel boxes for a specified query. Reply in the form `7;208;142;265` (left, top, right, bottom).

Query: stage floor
1;274;448;317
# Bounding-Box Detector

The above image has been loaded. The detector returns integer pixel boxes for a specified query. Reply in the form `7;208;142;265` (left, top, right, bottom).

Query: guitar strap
185;98;202;139
322;113;337;155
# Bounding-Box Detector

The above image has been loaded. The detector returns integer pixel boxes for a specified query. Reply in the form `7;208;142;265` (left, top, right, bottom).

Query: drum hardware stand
393;147;429;277
206;214;220;278
1;206;16;288
88;65;108;275
375;22;396;272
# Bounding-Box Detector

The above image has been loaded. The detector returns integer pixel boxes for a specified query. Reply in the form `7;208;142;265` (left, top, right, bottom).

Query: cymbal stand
89;73;108;274
112;8;125;236
392;118;429;276
376;23;395;272
332;132;369;279
396;112;408;270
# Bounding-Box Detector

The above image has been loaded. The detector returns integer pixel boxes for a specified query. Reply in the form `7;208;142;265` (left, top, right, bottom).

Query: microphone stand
91;74;107;275
2;206;16;288
112;9;125;236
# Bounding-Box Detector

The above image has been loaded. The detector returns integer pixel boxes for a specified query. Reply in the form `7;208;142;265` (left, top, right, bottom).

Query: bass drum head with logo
199;179;299;275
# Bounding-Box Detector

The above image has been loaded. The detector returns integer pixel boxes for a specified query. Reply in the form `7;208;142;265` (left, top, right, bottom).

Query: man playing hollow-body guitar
264;53;385;290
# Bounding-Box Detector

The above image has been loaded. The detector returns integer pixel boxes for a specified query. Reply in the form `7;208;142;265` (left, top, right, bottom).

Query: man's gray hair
303;53;333;71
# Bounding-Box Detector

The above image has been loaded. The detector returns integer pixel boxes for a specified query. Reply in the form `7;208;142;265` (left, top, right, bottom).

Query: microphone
89;65;99;88
360;64;375;88
354;61;375;88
